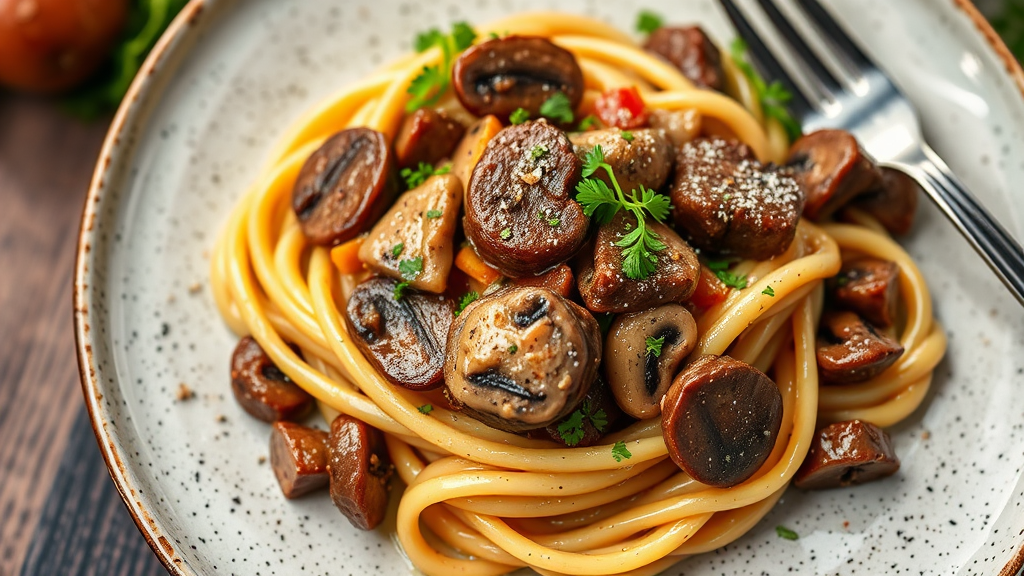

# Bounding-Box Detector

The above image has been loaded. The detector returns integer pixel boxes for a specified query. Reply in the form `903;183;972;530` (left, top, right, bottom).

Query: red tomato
689;264;730;310
594;86;648;129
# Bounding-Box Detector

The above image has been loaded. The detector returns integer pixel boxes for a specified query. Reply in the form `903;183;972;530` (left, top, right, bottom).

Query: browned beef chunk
644;26;724;90
795;420;900;490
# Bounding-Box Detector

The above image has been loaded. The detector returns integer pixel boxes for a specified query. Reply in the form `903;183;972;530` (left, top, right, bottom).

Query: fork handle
886;145;1024;307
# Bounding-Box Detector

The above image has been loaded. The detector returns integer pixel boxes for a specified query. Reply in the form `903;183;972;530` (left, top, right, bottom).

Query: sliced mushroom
346;277;454;390
544;376;623;448
787;129;882;220
817;311;904;384
230;336;313;422
671;138;804;260
831;258;900;328
850;167;919;236
292;127;397;246
576;211;700;313
464;121;588;277
794;419;900;490
444;285;601;432
512;263;575;298
451;115;503;188
605;304;698;419
661;355;783;487
643;26;724;90
269;422;329;499
647;108;702;149
394;108;466;169
570;128;673;197
452;36;584;121
327;414;393;530
358;174;462;293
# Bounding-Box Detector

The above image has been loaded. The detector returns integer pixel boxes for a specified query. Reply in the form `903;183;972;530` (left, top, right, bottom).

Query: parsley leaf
539;92;574;124
500;227;511;240
407;22;477;111
729;39;801;141
509;108;530;124
636;10;664;35
538;211;559;227
398;257;424;281
645;335;665;357
391;243;404;258
717;269;748;290
762;285;775;297
577;114;600;131
400;162;450;189
508;344;518;354
583;401;608;432
455;291;479;316
620;130;634;142
531;144;549;159
612;441;632;462
418;404;434;414
426;209;443;219
556;411;586;446
393;281;410;300
775;526;799;540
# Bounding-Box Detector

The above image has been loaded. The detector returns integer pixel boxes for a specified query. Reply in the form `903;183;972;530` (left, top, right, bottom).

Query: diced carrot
451;115;503;185
455;246;501;285
689;264;730;310
513;264;575;298
330;236;365;274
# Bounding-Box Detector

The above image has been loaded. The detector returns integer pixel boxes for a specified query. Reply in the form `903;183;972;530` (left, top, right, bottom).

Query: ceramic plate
74;0;1024;574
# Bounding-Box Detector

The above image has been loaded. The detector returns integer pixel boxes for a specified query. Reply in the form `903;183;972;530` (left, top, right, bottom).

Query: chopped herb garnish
393;282;410;299
538;211;560;227
531;144;549;159
730;39;801;140
407;22;477;111
400;162;451;189
612;441;632;462
509;107;530;124
487;31;500;40
508;344;518;354
775;526;799;540
539;92;574;124
575;145;671;280
583;401;608;432
620;130;634;142
645;335;665;357
398;256;424;280
500;227;512;240
762;285;775;297
426;209;443;219
455;291;479;316
636;10;664;35
418;404;434;414
577;114;600;131
391;243;404;258
556;411;586;446
717;270;748;290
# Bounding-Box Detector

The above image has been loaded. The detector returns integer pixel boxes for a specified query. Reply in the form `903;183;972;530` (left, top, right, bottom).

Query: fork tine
718;0;814;120
793;0;873;75
755;0;842;93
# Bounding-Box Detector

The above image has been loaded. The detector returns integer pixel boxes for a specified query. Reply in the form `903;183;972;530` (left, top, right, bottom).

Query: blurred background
0;1;1018;575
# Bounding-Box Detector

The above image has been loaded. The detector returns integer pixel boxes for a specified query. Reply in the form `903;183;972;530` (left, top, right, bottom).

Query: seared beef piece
644;26;724;90
795;419;900;490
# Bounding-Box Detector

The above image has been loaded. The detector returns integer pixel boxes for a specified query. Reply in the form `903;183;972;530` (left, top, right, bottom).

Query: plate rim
70;1;1024;574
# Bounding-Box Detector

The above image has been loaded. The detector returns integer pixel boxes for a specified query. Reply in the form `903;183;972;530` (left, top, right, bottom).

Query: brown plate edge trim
72;2;206;575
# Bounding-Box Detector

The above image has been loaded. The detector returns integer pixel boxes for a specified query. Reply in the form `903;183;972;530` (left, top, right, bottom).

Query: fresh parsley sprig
407;22;477;111
400;162;451;189
393;257;424;299
612;440;632;462
454;291;479;316
636;10;664;36
707;259;748;290
575;146;672;280
540;92;574;124
645;335;665;357
556;401;608;447
729;39;801;141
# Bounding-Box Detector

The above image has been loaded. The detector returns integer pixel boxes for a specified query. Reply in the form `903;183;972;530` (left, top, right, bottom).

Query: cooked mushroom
661;355;783;487
671;138;804;260
269;422;329;499
647;108;702;148
452;36;584;121
817;310;904;384
794;419;900;490
643;26;724;90
831;258;900;328
358;174;462;293
544;376;623;448
444;285;601;432
576;212;700;313
346;277;454;390
464;121;588;277
605;304;698;419
787;129;882;220
230;336;313;422
512;263;575;298
327;414;393;530
394;108;466;169
850;167;919;236
570;128;673;197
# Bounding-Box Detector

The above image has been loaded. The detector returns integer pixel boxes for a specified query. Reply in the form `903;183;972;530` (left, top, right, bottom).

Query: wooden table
0;93;165;576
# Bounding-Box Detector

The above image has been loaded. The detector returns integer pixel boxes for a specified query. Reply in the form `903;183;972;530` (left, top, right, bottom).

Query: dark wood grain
0;92;163;576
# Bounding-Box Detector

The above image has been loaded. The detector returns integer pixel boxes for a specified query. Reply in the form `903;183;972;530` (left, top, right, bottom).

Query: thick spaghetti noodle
209;12;946;576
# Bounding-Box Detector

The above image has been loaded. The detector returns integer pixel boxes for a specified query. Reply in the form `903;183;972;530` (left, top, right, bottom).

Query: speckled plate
74;0;1024;574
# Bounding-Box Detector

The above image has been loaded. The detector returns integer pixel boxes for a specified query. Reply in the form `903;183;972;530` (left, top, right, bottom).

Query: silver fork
719;0;1024;307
